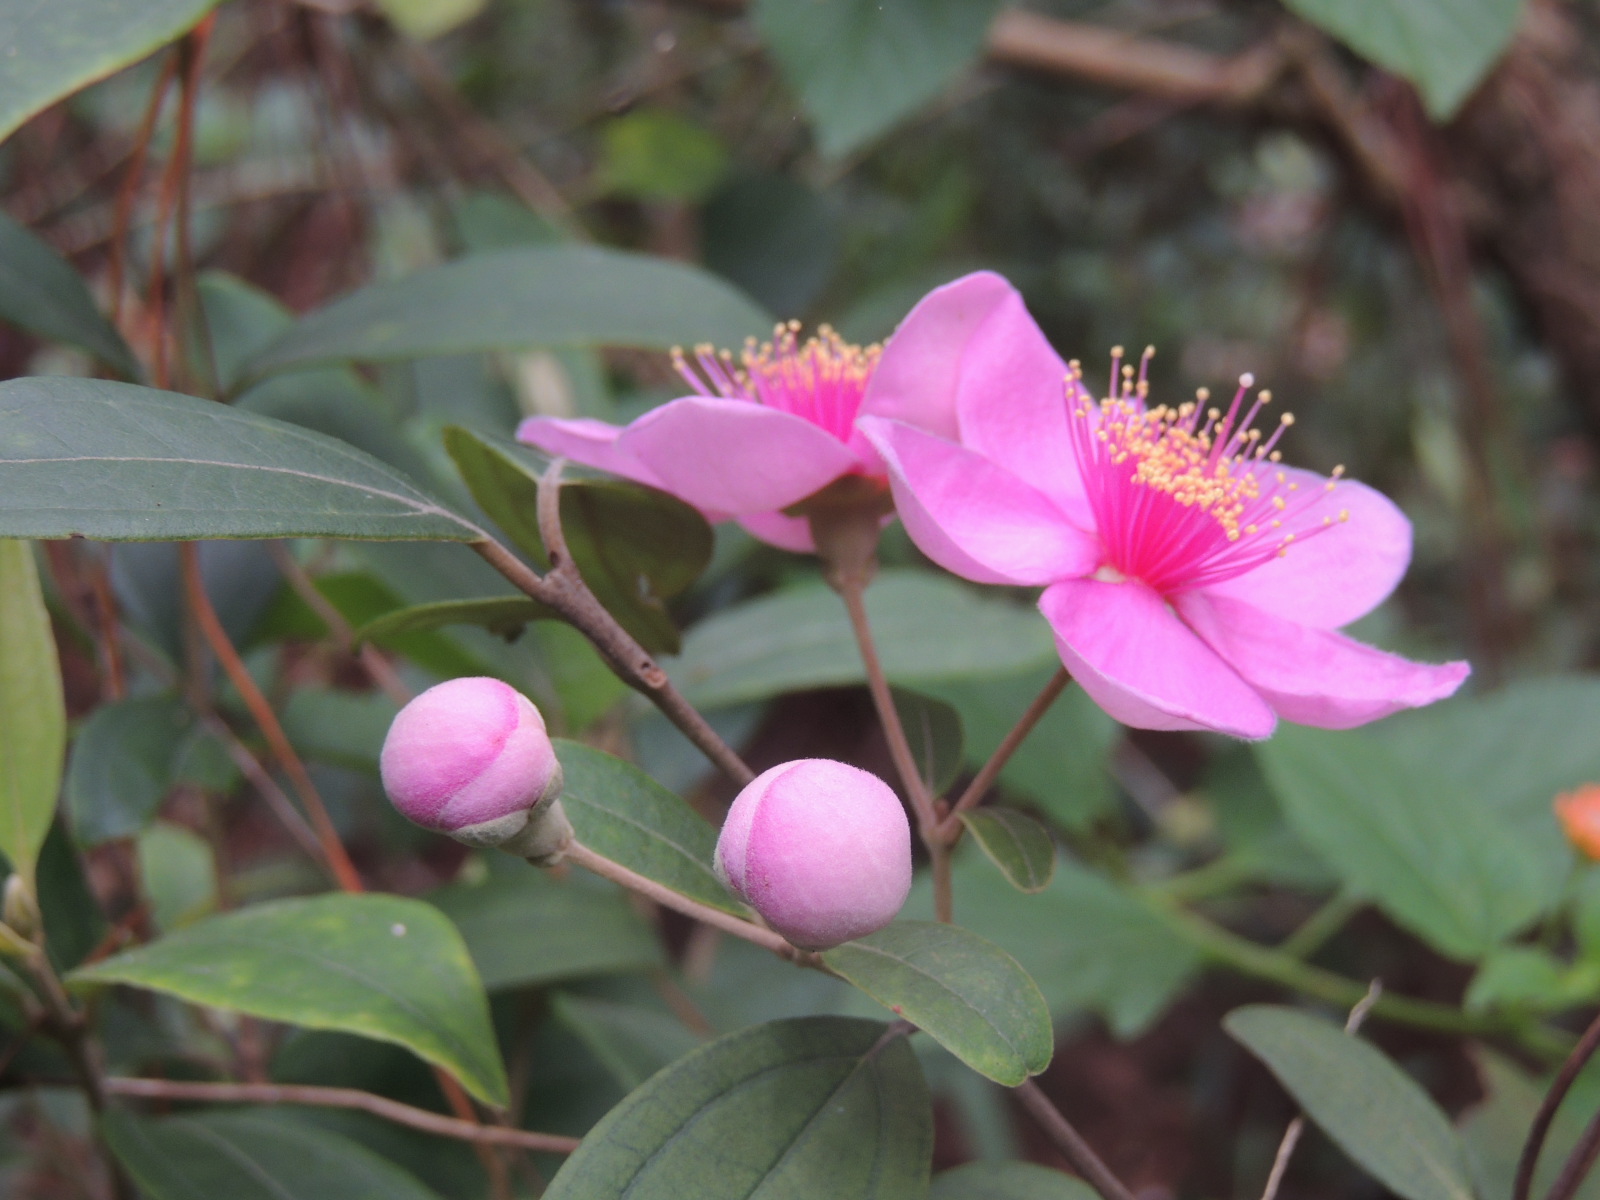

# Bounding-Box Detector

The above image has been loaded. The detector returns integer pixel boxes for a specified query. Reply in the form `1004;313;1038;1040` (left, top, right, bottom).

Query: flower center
1066;346;1349;595
672;323;882;443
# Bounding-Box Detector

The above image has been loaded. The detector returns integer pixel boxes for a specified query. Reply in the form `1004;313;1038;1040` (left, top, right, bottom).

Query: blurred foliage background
10;0;1600;1197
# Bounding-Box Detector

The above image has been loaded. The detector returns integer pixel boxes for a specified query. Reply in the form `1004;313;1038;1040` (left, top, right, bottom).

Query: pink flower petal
1174;591;1470;730
1200;472;1411;628
617;396;861;515
859;271;1019;444
953;288;1085;516
860;416;1101;586
1039;578;1277;738
737;511;816;553
516;416;665;489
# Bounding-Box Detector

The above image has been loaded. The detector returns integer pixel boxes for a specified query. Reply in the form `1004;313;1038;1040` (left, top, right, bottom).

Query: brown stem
1013;1078;1139;1200
832;578;938;834
939;667;1071;837
147;18;210;391
109;52;178;329
1546;1105;1600;1200
265;542;412;707
930;842;954;924
563;840;806;963
435;1066;512;1200
470;534;753;788
1516;1006;1600;1200
179;544;365;892
103;1078;579;1153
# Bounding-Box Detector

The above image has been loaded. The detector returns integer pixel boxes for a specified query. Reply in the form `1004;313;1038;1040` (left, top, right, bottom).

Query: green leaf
1225;1005;1476;1200
930;1161;1100;1200
70;893;508;1107
599;109;729;202
0;210;137;374
1282;0;1524;119
0;540;65;885
822;921;1052;1086
555;739;739;915
1257;723;1553;961
355;596;554;643
552;992;707;1091
0;378;479;542
544;1016;931;1199
893;686;964;796
444;427;714;653
244;245;772;379
65;695;191;845
0;0;223;146
672;571;1056;709
906;854;1200;1037
1463;945;1600;1014
752;0;1002;158
960;809;1056;893
925;667;1116;832
103;1107;443;1200
135;821;216;932
428;859;663;990
374;0;485;40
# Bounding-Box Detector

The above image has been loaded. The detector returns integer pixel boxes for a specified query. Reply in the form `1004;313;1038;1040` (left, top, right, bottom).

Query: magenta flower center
672;322;882;443
1066;347;1349;596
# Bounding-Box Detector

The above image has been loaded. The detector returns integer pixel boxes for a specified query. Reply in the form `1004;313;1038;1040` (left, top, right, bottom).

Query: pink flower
857;280;1468;739
715;758;911;950
516;274;1024;552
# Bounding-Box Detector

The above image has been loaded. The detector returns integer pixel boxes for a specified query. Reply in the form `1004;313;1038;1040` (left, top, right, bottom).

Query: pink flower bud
715;759;912;950
380;677;563;848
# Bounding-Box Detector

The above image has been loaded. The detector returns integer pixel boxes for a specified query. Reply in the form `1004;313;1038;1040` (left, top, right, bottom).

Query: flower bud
715;758;911;950
1557;784;1600;860
380;677;563;850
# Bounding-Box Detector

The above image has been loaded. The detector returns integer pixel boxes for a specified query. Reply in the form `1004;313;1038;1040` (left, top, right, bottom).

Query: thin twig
1516;1006;1600;1200
179;544;364;892
201;716;327;867
1260;981;1382;1200
470;526;753;788
563;840;807;963
109;52;178;328
103;1078;580;1153
939;667;1071;835
832;578;938;834
1013;1078;1139;1200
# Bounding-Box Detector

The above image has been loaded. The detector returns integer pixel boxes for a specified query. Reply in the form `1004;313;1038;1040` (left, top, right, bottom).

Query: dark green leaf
555;739;739;915
1226;1005;1476;1200
893;686;964;796
355;596;555;644
1283;0;1523;119
552;992;706;1091
71;893;508;1107
906;854;1200;1036
672;571;1056;709
103;1107;443;1200
930;1161;1100;1200
1463;945;1600;1014
444;427;714;654
752;0;1002;158
544;1016;931;1199
0;0;223;146
136;821;216;932
280;690;398;774
66;695;192;845
960;809;1055;893
0;378;479;542
428;859;663;990
822;921;1053;1086
1258;723;1552;960
244;245;772;378
0;210;137;374
0;540;65;885
195;271;292;393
